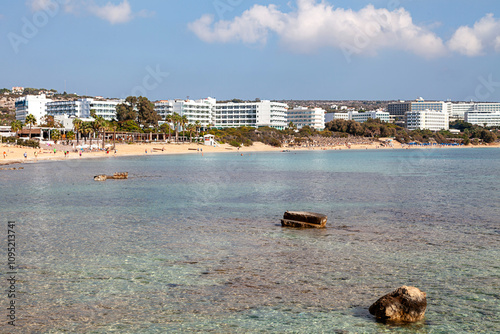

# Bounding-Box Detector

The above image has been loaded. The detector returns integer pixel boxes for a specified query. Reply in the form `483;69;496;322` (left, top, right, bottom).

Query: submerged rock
369;286;427;323
94;172;128;181
94;175;107;181
281;211;327;228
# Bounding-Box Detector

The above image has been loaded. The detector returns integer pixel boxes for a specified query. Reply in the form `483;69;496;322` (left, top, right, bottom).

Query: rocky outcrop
94;172;128;181
281;211;327;228
369;286;427;323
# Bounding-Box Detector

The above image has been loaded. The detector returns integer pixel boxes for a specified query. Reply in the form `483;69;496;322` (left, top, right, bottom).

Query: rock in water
281;211;327;228
94;175;107;181
369;286;427;323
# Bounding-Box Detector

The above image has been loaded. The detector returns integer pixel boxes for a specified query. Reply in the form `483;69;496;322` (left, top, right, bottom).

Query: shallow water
1;148;499;333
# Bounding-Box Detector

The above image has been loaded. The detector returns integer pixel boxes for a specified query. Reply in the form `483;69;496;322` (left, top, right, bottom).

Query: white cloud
189;0;447;58
88;0;134;24
28;0;55;12
448;14;500;56
27;0;153;24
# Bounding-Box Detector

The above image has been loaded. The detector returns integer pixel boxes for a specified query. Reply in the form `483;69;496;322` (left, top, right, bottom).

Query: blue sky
1;0;500;101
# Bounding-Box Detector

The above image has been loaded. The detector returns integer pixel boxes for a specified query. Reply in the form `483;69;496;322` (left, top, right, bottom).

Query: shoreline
1;141;499;166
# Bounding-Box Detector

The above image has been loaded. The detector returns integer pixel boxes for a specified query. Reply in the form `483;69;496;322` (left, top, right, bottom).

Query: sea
1;148;499;333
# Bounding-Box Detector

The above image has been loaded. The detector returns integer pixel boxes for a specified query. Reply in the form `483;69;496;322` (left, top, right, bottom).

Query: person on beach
24;152;27;159
34;151;37;159
3;151;6;158
54;148;56;154
79;151;82;157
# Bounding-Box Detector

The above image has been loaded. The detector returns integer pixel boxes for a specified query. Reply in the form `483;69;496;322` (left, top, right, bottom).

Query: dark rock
369;286;427;323
281;211;327;228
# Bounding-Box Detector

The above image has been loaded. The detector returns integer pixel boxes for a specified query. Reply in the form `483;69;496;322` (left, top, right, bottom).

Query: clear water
1;148;499;333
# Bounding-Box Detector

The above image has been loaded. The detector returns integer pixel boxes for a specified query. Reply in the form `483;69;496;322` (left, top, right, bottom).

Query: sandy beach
1;140;498;166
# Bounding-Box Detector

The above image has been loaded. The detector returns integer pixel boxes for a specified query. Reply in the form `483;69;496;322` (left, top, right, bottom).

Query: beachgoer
114;150;117;155
34;151;37;159
54;148;56;154
3;151;6;158
79;151;82;157
145;149;147;154
24;152;27;159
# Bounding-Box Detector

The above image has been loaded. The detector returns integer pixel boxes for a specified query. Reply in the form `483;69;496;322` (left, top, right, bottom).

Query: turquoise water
1;148;499;333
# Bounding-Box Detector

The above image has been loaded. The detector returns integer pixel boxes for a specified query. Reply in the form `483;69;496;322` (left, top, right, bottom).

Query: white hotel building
287;107;325;130
405;110;449;131
330;110;390;123
15;94;53;123
46;98;124;121
465;111;500;127
155;98;288;130
215;100;288;130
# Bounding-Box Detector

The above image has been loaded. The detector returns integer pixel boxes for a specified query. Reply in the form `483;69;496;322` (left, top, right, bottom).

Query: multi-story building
214;100;288;130
450;102;500;121
287;107;325;130
405;110;449;131
465;111;500;127
155;98;216;127
15;94;53;123
389;98;500;124
90;99;123;120
388;98;448;124
329;111;389;123
154;100;174;121
46;99;90;119
330;112;350;121
350;110;390;123
46;98;123;121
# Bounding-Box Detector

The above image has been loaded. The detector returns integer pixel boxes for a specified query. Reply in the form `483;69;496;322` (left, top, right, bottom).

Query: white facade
331;112;350;120
389;98;500;122
465;111;500;127
451;102;500;121
214;100;288;130
287;107;325;130
90;100;123;120
47;98;123;121
172;97;216;126
330;111;389;123
405;110;449;131
155;98;216;127
350;110;390;123
15;94;53;123
46;99;90;119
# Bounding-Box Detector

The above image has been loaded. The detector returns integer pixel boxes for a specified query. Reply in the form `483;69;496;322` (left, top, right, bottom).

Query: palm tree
164;114;173;141
194;120;201;142
73;118;83;145
180;115;188;142
172;112;181;143
82;122;93;147
10;120;23;137
25;114;37;140
186;123;196;143
91;111;106;149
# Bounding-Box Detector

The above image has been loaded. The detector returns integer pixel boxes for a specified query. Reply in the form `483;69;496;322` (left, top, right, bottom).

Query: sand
1;140;499;166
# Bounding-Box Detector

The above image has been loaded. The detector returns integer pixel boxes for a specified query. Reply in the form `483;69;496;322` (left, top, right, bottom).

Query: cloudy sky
1;0;500;101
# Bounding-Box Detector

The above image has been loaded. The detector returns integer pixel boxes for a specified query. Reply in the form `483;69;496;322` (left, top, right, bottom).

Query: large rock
281;211;327;228
369;286;427;323
94;175;107;181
